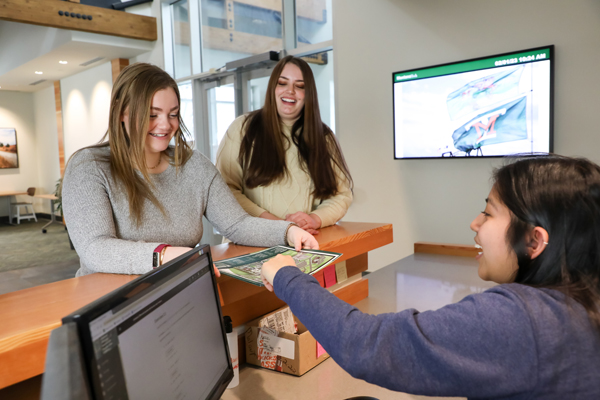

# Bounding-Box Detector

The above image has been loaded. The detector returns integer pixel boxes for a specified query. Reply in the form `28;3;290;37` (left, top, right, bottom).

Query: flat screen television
392;46;554;159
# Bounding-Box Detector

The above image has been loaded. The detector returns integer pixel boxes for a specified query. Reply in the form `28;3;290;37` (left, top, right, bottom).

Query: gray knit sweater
62;146;291;276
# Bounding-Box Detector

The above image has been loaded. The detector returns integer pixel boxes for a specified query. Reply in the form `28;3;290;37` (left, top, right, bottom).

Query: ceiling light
35;71;43;74
59;60;68;64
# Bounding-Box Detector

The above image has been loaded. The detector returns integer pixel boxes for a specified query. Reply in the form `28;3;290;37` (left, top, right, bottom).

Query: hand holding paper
262;254;296;292
286;225;319;251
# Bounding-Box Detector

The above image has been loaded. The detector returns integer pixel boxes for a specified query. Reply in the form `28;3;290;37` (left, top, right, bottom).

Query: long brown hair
239;55;352;199
64;63;192;225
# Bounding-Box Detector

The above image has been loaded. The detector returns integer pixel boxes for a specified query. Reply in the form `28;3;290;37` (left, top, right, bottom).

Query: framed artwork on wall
0;128;19;169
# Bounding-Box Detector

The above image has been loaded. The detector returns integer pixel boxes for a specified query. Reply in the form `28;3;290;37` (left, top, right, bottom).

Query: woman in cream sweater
216;56;353;235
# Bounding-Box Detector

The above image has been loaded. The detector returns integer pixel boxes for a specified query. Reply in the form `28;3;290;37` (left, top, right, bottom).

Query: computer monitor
63;245;233;400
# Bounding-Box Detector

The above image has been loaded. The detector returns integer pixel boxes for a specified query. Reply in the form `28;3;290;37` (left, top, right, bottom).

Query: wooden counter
0;221;392;390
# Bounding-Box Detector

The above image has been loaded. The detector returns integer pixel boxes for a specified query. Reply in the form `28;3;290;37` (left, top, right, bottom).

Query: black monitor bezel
62;245;233;400
391;45;555;160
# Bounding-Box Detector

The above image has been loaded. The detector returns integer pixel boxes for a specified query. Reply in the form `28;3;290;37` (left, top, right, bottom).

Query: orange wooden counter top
0;221;392;389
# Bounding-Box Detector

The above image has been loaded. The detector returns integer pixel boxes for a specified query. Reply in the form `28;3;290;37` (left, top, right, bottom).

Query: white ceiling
0;20;155;93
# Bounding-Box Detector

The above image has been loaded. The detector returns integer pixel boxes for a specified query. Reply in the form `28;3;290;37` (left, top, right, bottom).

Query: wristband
284;223;298;246
153;244;171;268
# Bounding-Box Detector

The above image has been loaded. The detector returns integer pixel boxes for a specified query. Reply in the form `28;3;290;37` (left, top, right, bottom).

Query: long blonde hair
65;63;193;225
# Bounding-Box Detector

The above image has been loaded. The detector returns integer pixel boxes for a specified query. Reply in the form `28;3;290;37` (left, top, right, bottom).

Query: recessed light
59;60;68;64
35;71;43;74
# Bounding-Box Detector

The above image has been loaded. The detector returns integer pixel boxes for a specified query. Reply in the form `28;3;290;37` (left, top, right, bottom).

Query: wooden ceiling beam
0;0;157;41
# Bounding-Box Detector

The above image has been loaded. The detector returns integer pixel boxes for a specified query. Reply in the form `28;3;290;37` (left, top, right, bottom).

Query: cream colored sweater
216;115;352;228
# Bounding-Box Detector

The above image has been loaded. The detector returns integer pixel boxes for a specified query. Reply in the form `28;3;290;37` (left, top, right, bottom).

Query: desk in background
0;221;392;393
0;190;27;225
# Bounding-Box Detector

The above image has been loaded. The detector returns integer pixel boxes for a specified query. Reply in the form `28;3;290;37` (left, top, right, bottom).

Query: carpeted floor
0;219;80;295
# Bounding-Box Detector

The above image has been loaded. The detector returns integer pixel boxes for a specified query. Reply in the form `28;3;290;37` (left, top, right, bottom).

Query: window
170;0;192;78
198;0;284;72
296;0;332;46
178;81;194;143
207;84;236;163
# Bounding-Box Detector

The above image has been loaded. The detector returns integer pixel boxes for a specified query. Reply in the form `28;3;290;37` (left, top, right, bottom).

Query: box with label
244;307;329;376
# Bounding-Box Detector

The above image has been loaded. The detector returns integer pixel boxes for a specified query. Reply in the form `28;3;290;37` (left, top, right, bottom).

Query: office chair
11;187;38;224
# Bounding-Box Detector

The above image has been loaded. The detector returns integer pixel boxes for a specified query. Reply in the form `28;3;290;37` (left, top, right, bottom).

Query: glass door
207;83;236;163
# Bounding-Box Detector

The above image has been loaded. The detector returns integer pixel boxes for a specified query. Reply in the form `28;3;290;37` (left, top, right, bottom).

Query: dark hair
494;155;600;327
239;55;352;199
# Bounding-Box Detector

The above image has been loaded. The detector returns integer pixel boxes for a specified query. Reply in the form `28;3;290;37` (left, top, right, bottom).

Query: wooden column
111;58;130;84
53;81;65;176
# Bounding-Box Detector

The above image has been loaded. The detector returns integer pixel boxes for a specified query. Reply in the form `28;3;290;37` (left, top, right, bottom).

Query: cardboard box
245;309;329;376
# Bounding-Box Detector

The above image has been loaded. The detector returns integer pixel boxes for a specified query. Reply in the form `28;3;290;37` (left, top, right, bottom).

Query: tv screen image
393;46;553;159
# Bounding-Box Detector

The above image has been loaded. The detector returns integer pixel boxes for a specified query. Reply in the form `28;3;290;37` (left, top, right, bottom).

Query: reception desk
0;221;392;392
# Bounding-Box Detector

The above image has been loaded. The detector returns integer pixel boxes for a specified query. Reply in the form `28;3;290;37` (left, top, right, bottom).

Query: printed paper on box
257;328;295;360
258;307;297;334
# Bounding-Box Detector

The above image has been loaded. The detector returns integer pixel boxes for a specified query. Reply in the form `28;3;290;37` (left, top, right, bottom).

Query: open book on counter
214;246;342;287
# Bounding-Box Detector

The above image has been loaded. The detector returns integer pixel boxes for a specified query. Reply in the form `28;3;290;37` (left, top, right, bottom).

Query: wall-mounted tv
393;46;554;159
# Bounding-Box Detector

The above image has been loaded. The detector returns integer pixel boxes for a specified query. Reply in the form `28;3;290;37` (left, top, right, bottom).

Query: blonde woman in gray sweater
62;63;317;277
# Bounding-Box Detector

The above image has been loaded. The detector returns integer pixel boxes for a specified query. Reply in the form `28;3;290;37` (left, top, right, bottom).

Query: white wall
0;91;42;215
127;1;164;67
333;0;600;270
61;62;112;162
0;62;119;218
33;85;60;213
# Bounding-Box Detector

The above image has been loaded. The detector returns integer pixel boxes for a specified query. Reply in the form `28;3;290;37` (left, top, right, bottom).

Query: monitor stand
40;322;91;400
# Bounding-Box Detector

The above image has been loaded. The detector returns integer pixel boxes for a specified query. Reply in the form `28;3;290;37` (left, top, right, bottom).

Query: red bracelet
153;244;171;268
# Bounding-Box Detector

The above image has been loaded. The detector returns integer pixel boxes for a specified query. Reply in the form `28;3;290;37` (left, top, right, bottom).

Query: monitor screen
392;46;554;159
64;246;232;400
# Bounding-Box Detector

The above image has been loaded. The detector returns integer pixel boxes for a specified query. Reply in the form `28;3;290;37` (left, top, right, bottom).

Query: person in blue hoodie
261;155;600;399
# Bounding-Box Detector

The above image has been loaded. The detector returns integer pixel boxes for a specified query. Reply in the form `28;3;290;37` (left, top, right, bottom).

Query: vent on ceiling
30;79;46;86
80;57;105;67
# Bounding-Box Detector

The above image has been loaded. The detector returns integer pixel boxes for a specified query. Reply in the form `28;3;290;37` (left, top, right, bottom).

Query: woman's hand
261;254;296;292
285;212;321;232
163;246;220;277
286;225;319;251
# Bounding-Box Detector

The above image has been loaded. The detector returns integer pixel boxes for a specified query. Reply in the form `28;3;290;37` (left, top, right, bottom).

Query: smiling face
470;188;519;283
274;63;305;124
121;87;180;156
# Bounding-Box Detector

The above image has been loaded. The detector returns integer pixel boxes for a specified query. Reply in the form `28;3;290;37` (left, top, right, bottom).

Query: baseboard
414;242;478;257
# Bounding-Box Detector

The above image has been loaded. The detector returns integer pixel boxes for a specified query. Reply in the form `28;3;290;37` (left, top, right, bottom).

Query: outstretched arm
262;259;537;398
204;169;318;250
